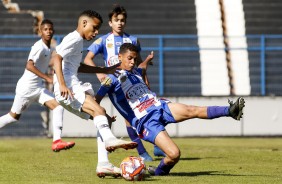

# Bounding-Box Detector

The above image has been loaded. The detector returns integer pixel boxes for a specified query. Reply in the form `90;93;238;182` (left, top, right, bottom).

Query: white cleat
96;163;121;178
105;138;138;152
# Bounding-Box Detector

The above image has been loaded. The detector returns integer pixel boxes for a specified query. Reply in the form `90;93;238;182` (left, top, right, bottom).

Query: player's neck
42;39;51;48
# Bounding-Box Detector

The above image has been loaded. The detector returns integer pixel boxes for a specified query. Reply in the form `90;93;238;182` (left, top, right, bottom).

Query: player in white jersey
51;10;137;162
0;20;75;152
95;43;245;176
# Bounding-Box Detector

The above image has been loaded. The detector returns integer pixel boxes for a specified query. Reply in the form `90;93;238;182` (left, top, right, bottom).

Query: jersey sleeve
28;44;43;64
87;37;103;55
56;36;79;58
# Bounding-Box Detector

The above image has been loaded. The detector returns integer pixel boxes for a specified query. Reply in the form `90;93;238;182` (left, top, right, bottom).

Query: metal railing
1;34;282;98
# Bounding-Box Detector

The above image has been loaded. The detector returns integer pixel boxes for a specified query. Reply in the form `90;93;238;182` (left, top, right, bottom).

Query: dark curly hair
79;10;103;24
41;19;53;26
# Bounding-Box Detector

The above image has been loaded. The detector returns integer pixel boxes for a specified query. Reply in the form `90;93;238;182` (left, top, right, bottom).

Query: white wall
49;97;282;137
223;0;251;95
195;0;230;95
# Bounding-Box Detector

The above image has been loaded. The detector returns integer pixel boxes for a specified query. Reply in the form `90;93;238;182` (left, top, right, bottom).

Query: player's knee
167;148;181;163
185;105;199;118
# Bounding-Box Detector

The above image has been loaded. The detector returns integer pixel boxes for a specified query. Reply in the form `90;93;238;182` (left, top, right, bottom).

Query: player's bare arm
94;94;104;104
136;51;153;88
52;54;73;99
138;51;154;71
84;51;96;66
26;60;53;83
78;62;120;74
84;51;107;82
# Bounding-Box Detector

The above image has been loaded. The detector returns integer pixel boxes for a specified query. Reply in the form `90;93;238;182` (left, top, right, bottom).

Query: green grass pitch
0;138;281;184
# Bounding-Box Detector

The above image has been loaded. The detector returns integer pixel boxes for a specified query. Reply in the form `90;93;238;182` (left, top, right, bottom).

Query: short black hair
41;19;53;26
119;43;138;54
108;4;127;21
79;10;103;24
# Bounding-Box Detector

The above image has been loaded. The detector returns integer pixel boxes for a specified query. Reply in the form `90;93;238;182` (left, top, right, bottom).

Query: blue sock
155;158;175;176
207;106;229;119
126;126;146;155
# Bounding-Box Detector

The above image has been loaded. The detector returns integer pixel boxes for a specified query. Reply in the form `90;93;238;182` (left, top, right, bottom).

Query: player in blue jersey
95;43;245;176
84;4;162;177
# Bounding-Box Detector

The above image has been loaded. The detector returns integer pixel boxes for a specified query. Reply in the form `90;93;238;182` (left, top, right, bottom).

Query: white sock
93;115;116;142
0;113;17;128
97;131;109;164
52;106;64;142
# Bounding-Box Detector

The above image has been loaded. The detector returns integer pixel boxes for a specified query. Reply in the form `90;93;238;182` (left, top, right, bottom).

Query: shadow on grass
154;157;202;161
169;171;256;177
99;174;159;182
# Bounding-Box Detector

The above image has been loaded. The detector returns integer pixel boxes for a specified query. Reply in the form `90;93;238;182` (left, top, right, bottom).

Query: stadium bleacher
0;12;34;34
243;0;282;95
0;0;200;136
1;0;282;137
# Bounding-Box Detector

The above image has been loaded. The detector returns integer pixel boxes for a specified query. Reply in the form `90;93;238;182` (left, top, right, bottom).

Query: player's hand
46;75;53;84
146;51;154;60
97;73;107;82
110;115;117;123
138;51;154;68
145;51;154;65
59;84;73;100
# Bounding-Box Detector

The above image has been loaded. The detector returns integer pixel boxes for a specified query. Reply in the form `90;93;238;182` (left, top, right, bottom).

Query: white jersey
16;39;52;96
53;30;83;88
53;30;91;119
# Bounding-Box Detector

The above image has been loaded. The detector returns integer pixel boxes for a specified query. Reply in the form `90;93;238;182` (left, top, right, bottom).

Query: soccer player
51;10;137;156
84;6;162;175
95;43;245;176
0;19;75;152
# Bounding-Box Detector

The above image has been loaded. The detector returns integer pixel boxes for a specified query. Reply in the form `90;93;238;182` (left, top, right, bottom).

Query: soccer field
0;138;281;184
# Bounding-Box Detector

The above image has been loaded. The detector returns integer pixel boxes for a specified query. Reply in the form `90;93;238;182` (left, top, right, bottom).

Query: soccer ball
120;156;146;181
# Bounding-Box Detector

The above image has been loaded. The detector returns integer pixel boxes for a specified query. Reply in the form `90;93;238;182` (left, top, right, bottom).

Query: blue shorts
133;100;176;144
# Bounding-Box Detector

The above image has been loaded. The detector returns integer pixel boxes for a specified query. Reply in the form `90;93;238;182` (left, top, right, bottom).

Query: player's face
83;17;101;41
40;24;54;42
109;14;126;35
119;50;137;71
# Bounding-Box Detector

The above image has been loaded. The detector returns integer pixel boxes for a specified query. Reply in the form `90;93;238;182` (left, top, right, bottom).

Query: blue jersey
97;68;161;122
87;32;141;67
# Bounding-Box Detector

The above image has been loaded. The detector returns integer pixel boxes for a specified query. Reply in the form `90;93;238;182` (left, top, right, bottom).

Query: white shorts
11;88;54;114
54;82;94;120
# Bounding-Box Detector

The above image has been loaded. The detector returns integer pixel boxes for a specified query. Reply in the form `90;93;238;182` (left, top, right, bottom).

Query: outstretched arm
138;51;154;70
84;50;107;82
78;62;120;74
138;51;154;88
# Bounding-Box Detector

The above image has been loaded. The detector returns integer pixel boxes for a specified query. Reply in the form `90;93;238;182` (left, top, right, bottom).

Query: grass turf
0;137;281;184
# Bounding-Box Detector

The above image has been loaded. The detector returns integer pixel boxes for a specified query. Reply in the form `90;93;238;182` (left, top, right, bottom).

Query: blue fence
1;34;282;99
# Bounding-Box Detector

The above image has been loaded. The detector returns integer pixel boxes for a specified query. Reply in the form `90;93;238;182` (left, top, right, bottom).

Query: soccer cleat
105;138;137;152
52;139;75;152
96;163;121;178
140;151;153;162
228;97;245;120
154;145;166;157
147;166;157;176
